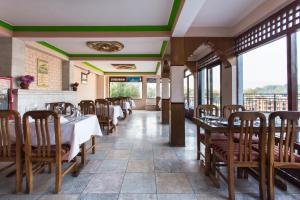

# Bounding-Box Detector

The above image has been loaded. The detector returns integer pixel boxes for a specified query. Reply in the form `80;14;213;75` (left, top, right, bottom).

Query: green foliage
244;84;288;94
110;82;142;98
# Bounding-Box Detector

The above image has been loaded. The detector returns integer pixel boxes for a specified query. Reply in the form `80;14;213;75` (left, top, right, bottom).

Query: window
184;70;195;110
147;78;156;98
109;77;142;99
238;37;288;112
198;64;221;108
198;68;207;105
208;65;221;108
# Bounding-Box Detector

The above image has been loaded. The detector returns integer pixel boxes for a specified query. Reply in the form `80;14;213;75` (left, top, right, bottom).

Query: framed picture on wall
81;73;88;84
37;59;49;87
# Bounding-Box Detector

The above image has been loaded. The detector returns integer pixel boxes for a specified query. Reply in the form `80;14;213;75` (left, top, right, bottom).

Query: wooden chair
211;112;267;200
95;99;114;134
0;110;23;192
62;102;75;116
23;110;77;193
267;111;300;200
78;100;95;115
222;105;245;119
195;104;226;161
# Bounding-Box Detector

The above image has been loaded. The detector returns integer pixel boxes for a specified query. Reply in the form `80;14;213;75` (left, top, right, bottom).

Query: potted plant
18;75;34;89
71;82;79;91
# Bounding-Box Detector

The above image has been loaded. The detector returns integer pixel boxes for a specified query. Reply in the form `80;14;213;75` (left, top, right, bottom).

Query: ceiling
28;37;168;55
191;0;266;27
81;60;159;73
0;0;174;27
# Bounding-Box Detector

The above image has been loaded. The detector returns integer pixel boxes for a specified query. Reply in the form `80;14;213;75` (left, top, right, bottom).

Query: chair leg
15;159;22;193
197;127;200;160
227;163;235;200
260;165;267;200
48;163;53;173
25;159;33;193
92;136;96;154
267;165;275;200
55;162;62;193
80;143;87;165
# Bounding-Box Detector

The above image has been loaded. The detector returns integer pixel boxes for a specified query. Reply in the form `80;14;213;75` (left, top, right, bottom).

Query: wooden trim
169;102;185;146
161;99;170;124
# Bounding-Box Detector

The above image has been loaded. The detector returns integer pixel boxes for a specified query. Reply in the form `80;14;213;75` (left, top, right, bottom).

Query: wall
25;46;62;90
73;66;98;102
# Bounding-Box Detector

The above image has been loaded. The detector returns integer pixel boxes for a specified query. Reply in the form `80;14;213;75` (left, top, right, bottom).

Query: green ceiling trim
0;20;13;31
160;40;168;57
168;0;181;29
155;62;160;74
70;54;161;58
104;72;156;75
0;0;181;32
37;41;69;56
82;61;104;73
14;25;169;32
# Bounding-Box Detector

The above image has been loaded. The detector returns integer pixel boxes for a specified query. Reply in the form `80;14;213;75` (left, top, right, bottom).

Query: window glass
208;65;221;108
184;76;188;109
198;69;207;105
188;75;194;109
240;37;287;112
109;82;142;99
147;78;156;98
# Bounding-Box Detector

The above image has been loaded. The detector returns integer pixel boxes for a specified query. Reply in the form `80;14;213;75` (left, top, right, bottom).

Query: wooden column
161;78;170;124
169;38;186;147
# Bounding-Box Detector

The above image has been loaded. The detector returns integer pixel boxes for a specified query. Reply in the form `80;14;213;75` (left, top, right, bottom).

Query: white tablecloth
109;105;124;125
10;115;102;161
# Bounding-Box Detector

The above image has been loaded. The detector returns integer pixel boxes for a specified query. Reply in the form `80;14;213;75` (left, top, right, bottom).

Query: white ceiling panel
0;0;173;26
87;60;158;72
24;37;168;54
191;0;266;27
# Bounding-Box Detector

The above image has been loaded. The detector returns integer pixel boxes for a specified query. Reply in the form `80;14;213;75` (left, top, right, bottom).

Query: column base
169;102;185;147
161;99;169;124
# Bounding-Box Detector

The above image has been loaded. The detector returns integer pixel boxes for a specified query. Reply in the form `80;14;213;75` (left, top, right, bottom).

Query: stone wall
25;46;62;90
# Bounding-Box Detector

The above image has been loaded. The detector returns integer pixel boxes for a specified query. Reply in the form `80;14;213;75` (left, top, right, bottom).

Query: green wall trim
168;0;181;29
0;20;13;31
0;0;181;32
160;40;168;57
155;62;161;74
82;62;104;73
37;41;69;56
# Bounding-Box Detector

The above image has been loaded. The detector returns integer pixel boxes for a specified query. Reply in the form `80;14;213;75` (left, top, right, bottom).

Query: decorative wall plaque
37;59;49;87
86;41;124;52
112;64;136;70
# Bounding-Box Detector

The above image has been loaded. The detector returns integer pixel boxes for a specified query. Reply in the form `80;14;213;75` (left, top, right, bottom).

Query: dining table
193;116;300;190
10;114;102;162
108;105;124;125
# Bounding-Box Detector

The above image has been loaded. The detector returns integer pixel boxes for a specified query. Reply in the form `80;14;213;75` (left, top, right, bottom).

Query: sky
242;36;289;90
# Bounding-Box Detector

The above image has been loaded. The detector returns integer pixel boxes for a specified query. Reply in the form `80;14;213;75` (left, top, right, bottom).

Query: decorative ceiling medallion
86;41;124;52
112;64;136;70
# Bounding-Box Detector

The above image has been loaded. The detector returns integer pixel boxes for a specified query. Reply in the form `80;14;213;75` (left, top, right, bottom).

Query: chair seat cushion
233;133;259;143
212;141;260;161
25;144;71;160
198;133;228;142
252;144;300;162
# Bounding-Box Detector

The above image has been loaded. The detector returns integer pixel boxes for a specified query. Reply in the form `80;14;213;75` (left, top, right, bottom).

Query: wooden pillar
161;78;170;124
169;37;186;147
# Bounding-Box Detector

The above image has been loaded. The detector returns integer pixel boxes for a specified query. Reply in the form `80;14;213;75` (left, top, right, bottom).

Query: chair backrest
23;110;61;159
228;111;266;163
63;103;75;115
223;104;246;119
78;100;95;115
196;104;219;117
95;99;110;120
0;110;22;158
268;111;300;164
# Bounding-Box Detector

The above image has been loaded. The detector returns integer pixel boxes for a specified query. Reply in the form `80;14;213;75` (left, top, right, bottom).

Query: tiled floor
0;111;299;200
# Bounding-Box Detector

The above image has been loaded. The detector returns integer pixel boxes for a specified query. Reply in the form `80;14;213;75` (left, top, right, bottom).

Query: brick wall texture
25;46;62;90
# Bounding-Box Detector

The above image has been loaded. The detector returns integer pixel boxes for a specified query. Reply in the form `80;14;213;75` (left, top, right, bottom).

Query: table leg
204;130;211;176
197;125;200;160
92;136;96;154
80;143;87;165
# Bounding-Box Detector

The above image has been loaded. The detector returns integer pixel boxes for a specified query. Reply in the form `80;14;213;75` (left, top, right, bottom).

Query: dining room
0;0;300;200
